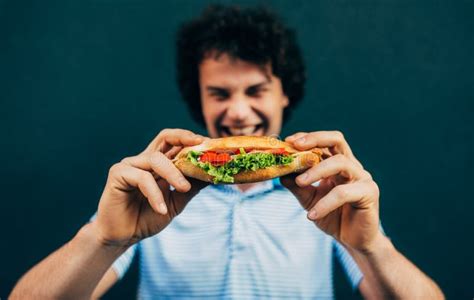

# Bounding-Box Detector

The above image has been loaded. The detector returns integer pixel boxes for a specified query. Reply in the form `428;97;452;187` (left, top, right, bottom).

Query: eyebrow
206;86;229;93
205;80;271;93
246;81;271;91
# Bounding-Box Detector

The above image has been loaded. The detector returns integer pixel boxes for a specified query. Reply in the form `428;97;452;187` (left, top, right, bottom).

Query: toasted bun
175;136;297;160
173;136;323;184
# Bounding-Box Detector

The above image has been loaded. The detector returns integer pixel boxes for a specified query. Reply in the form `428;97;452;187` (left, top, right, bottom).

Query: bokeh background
1;0;472;298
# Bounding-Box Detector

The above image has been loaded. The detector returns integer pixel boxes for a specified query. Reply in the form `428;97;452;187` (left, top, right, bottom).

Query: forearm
349;232;444;300
10;221;127;299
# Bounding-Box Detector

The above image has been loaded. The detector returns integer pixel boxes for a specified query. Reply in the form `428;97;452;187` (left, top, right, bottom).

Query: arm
91;267;119;299
10;129;207;299
282;131;444;299
354;232;444;299
10;222;124;299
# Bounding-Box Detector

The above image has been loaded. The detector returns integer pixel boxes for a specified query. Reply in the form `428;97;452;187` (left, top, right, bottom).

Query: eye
209;90;230;101
246;86;267;98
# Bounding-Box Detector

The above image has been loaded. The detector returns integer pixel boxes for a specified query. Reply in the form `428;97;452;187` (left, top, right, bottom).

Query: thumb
280;174;317;211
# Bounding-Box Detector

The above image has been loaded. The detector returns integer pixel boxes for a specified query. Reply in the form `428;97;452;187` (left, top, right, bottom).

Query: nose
226;94;253;121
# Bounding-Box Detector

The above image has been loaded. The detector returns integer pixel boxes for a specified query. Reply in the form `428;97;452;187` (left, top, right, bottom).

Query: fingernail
159;203;168;214
308;210;318;220
297;173;307;185
179;177;190;189
297;137;306;144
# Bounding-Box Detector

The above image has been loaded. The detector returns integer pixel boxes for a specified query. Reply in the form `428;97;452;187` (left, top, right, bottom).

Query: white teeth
228;126;257;136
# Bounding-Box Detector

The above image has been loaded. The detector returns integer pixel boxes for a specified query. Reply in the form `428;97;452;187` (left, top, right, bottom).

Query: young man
11;5;444;299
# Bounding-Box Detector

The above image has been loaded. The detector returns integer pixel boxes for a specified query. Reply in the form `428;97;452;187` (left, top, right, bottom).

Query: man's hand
95;129;209;247
10;129;209;299
281;131;381;253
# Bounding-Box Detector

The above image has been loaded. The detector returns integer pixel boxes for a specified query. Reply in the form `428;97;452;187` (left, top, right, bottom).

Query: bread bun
173;136;323;184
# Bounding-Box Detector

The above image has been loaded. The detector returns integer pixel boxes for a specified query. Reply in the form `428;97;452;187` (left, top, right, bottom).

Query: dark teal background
1;0;472;298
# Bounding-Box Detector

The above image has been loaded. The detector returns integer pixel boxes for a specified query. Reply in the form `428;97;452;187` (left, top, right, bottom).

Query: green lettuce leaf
186;150;294;184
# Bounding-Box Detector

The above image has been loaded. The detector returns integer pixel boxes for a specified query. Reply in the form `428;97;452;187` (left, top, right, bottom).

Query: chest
138;189;335;298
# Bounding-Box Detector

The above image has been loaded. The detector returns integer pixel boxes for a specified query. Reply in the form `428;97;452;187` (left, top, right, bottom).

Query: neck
236;182;261;192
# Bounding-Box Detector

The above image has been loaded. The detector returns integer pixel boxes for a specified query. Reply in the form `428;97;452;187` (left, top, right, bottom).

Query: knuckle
369;180;380;197
334;130;344;139
149;152;165;167
182;129;194;136
362;170;373;180
306;131;317;139
108;163;124;176
295;132;307;138
159;128;172;136
120;156;133;164
139;171;154;183
333;154;347;164
334;185;349;199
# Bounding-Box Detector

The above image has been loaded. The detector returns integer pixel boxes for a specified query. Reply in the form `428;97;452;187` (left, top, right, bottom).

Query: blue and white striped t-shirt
111;179;363;299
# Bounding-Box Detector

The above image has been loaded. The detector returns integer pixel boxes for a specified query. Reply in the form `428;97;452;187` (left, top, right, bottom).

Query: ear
281;95;289;108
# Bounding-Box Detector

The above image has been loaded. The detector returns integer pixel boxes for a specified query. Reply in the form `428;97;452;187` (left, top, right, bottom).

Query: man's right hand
10;129;208;299
93;129;208;247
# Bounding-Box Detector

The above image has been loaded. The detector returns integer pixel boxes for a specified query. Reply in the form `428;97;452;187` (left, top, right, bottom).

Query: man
11;5;444;299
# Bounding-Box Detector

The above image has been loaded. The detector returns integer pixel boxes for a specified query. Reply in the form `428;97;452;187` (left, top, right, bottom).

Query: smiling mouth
219;123;266;136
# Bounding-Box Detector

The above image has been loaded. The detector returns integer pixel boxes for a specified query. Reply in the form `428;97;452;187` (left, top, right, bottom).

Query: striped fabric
112;179;362;299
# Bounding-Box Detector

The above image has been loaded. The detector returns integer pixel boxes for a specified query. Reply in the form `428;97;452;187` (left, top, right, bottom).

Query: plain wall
0;0;472;298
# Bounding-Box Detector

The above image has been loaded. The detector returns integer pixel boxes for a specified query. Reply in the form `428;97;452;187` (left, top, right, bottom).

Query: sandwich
173;136;323;184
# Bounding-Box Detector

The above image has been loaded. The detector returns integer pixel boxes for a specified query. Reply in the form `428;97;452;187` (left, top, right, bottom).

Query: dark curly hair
176;5;306;126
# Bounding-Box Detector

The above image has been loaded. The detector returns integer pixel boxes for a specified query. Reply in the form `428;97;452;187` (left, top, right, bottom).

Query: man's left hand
281;131;382;253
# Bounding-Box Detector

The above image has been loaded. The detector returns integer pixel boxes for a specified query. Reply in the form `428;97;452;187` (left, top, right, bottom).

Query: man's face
199;53;289;138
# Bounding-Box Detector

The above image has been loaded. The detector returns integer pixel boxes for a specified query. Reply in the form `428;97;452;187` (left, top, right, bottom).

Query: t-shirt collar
211;178;282;198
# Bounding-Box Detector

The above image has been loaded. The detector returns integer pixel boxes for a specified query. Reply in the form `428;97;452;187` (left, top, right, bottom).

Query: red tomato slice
200;151;231;166
214;153;231;166
270;148;288;155
199;151;217;163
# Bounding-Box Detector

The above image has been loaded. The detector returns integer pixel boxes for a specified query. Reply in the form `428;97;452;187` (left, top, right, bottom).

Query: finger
122;153;191;192
109;163;167;215
281;175;336;211
296;154;370;187
148;152;192;192
166;178;210;218
307;180;379;220
164;146;183;159
285;132;307;143
293;131;363;168
280;174;318;211
144;129;204;154
159;129;205;153
293;131;352;155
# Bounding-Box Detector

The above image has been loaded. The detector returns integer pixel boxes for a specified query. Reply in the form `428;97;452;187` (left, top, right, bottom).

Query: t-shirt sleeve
111;243;138;280
333;239;363;290
88;213;137;280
